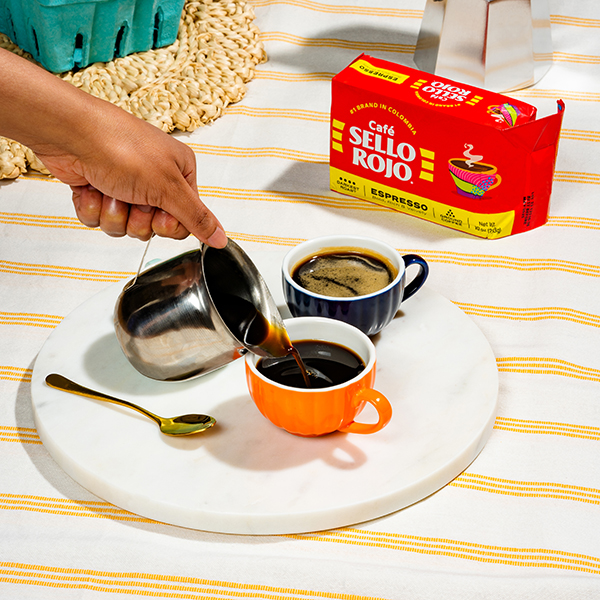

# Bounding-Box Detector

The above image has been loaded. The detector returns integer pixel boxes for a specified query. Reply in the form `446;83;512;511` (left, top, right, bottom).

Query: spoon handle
45;374;162;427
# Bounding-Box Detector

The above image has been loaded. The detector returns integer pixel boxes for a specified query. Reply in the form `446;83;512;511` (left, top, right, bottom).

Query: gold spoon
45;374;216;436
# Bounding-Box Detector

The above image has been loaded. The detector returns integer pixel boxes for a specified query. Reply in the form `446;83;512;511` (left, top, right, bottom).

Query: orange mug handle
488;174;502;191
338;388;393;434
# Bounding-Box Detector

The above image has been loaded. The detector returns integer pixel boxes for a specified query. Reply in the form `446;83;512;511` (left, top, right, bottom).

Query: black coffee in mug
292;249;397;298
449;158;494;173
257;340;365;389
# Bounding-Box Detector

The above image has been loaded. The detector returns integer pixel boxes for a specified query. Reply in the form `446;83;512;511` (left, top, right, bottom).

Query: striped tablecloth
2;0;600;597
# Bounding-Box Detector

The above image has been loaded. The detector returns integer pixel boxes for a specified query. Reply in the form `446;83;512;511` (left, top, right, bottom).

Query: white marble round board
31;251;498;535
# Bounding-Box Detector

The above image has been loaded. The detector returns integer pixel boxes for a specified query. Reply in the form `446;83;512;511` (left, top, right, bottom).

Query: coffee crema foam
292;251;396;297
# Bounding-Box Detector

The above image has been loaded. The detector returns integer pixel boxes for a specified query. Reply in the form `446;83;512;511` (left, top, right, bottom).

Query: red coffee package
330;54;564;239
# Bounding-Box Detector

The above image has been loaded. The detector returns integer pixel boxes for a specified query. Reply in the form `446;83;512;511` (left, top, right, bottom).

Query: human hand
0;47;227;247
35;101;227;246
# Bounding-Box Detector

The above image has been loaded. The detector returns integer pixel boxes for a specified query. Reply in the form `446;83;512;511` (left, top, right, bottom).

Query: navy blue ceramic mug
282;235;429;336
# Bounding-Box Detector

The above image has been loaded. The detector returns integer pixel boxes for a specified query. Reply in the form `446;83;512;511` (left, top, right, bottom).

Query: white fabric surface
2;0;600;597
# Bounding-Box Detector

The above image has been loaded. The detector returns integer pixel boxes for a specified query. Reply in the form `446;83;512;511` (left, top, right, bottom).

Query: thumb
185;201;228;248
156;183;228;248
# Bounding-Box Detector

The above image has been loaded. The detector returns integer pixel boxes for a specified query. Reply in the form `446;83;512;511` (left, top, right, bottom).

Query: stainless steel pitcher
114;239;290;382
414;0;552;92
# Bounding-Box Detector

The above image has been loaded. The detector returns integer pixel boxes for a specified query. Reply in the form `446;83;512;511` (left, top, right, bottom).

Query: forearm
0;48;117;158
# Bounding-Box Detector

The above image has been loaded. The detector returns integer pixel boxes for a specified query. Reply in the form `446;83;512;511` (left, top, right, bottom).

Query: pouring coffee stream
212;290;328;388
202;244;329;388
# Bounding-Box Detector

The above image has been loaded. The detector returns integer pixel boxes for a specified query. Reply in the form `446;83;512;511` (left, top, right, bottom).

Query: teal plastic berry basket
0;0;185;73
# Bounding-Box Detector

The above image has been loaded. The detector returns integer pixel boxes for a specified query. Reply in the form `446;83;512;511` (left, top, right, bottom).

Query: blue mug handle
401;254;429;301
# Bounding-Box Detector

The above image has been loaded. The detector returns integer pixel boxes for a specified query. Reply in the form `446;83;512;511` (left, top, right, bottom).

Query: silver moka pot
414;0;552;92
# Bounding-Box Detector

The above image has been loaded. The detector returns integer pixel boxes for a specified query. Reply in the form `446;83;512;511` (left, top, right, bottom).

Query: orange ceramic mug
245;317;392;437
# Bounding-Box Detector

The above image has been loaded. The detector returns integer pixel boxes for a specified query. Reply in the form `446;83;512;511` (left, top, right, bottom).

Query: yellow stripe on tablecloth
287;529;600;574
533;52;553;63
229;231;307;247
546;216;600;230
494;417;600;441
254;70;335;82
202;188;376;211
0;562;389;599
0;366;32;382
0;495;147;521
249;0;422;19
0;212;89;230
554;171;600;184
552;52;600;64
550;14;600;27
250;2;600;27
397;250;600;277
0;312;63;328
497;357;600;382
513;89;600;102
18;173;61;183
453;303;600;327
0;260;132;282
560;129;600;142
260;31;413;53
0;427;41;444
451;473;600;504
224;106;330;121
187;143;328;163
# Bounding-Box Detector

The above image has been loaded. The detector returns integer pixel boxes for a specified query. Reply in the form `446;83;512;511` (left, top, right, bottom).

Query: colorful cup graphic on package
488;103;521;127
448;144;501;198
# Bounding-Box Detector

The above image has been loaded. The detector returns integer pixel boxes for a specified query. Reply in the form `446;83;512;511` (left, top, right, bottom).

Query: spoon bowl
45;374;216;436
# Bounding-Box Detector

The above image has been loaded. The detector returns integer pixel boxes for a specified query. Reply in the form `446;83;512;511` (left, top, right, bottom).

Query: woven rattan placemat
0;0;266;179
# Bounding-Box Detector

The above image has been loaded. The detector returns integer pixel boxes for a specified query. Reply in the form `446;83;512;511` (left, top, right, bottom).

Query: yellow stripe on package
330;54;564;239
